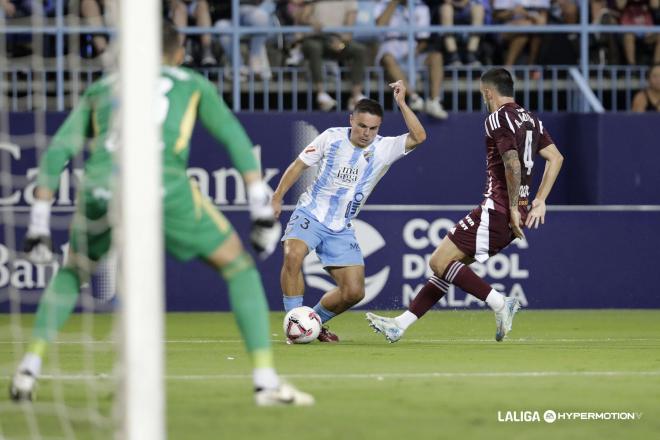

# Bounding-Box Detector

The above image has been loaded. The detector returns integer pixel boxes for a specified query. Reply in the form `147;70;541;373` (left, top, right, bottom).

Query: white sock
18;353;42;377
394;311;418;330
253;368;280;390
486;289;505;312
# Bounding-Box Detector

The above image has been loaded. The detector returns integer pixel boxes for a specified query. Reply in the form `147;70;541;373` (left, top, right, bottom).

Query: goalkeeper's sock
252;349;279;390
485;290;505;312
32;268;81;342
406;275;450;322
17;352;43;377
313;302;336;324
222;252;272;355
442;261;491;301
394;311;418;331
283;295;303;312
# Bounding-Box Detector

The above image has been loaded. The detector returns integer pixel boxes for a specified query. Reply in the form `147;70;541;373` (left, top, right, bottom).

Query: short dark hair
353;98;383;118
162;20;181;57
481;68;514;97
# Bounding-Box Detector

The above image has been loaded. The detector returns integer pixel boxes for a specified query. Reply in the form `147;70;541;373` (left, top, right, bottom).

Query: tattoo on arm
502;150;521;209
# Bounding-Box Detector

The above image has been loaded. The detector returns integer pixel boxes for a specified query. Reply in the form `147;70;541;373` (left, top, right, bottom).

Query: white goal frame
118;1;164;439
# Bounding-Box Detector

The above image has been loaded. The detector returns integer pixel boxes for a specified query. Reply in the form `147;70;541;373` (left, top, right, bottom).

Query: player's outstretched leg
210;233;314;405
439;260;523;341
366;274;449;343
10;267;83;402
365;312;404;343
495;297;521;342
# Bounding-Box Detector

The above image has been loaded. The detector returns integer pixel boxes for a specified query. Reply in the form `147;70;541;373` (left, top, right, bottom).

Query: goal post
118;0;164;439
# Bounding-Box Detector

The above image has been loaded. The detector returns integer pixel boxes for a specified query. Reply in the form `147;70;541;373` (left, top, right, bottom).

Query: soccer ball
283;306;322;344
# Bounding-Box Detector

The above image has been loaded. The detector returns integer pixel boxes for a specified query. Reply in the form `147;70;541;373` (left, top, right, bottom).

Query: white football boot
9;370;37;402
495;297;522;342
255;382;315;406
365;312;404;343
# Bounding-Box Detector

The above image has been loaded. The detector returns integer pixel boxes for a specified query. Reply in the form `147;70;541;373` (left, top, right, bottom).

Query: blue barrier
1;208;659;311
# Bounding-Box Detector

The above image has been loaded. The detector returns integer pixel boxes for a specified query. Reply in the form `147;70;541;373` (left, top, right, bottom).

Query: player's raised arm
502;149;525;240
525;144;564;229
25;93;93;263
389;80;427;152
37;95;93;194
272;159;309;219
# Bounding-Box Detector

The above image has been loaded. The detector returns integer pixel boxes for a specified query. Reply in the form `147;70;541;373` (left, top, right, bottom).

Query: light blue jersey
296;127;409;231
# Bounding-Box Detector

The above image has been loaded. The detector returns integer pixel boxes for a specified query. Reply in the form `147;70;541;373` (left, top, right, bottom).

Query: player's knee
429;254;449;277
341;283;364;304
282;248;305;274
219;251;255;281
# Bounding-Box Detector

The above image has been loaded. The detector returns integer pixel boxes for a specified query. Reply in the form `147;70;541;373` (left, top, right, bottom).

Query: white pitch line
35;371;660;381
0;337;659;344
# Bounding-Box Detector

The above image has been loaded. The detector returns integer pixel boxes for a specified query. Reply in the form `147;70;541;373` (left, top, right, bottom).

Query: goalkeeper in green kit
10;21;313;406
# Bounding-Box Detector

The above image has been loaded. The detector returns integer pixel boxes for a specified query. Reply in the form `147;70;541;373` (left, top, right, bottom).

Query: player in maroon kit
366;68;564;342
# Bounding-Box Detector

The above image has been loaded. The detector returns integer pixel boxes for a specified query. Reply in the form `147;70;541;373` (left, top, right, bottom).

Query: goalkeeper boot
317;326;339;343
495;297;521;342
365;312;404;343
9;370;37;402
255;382;315;406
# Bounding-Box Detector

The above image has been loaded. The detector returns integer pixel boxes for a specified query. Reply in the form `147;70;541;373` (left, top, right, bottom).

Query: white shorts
375;40;428;66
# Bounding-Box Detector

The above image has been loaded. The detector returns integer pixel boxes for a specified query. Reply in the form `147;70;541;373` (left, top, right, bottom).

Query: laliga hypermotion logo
302;219;390;308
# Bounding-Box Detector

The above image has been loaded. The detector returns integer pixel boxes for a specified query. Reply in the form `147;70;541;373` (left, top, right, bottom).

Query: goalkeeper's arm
26;95;92;262
197;78;281;258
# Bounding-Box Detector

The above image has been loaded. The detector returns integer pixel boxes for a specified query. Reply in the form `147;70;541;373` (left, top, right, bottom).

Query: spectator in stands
375;0;448;119
551;0;578;24
0;0;31;18
215;0;274;80
277;0;308;66
591;0;622;64
493;0;550;66
616;0;660;65
535;0;578;64
1;1;65;57
79;0;110;58
590;0;660;65
433;0;486;66
632;63;660;111
298;0;367;111
168;0;217;66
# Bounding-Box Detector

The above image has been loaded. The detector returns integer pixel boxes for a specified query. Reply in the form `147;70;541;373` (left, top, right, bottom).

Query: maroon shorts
447;200;515;263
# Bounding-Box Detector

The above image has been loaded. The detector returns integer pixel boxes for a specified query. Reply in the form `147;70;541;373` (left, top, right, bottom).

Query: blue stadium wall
1;113;659;311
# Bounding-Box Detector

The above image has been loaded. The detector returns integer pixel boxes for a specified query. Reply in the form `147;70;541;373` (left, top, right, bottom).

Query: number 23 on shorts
285;214;311;234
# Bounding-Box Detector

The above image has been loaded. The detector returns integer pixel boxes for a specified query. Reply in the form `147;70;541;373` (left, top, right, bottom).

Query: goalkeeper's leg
11;195;110;401
204;232;313;406
10;251;97;401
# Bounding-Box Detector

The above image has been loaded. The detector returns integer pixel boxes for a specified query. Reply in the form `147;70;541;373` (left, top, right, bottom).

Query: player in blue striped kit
271;81;427;342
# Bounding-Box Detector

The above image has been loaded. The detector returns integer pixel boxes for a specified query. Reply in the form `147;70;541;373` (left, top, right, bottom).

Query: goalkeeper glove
247;181;282;259
24;199;53;263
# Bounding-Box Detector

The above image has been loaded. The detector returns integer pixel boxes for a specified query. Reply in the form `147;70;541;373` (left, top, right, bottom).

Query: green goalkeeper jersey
37;65;258;194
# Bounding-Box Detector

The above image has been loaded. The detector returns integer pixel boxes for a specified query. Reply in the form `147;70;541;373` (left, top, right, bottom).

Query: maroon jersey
483;102;554;220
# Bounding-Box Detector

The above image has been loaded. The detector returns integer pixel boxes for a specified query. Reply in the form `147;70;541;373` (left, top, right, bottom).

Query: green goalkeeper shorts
70;180;234;263
69;188;113;262
163;178;234;261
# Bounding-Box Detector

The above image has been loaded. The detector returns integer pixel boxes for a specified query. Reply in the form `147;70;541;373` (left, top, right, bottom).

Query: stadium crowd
1;0;659;113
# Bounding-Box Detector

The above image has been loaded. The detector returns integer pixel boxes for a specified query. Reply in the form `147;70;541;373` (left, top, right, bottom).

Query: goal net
0;1;163;438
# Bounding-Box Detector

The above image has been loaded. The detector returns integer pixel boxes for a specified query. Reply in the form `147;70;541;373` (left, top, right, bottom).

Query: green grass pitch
1;310;659;439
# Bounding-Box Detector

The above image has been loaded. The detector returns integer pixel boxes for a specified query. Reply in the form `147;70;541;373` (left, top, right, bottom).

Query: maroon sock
409;275;449;318
442;261;491;301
